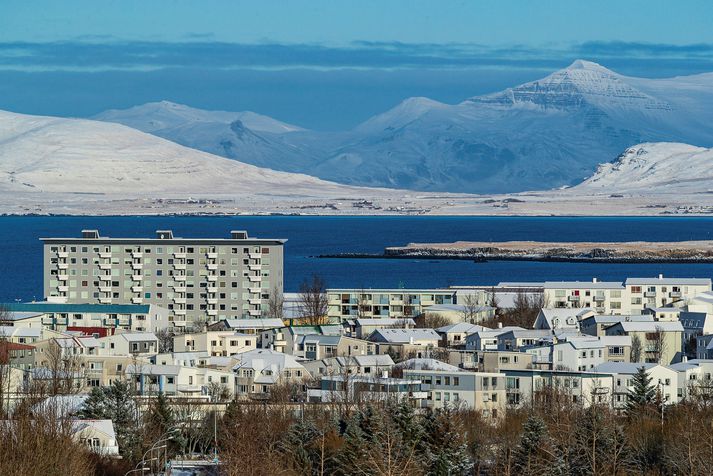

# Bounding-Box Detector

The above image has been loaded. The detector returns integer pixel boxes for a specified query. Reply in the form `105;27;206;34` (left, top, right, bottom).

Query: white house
592;362;679;409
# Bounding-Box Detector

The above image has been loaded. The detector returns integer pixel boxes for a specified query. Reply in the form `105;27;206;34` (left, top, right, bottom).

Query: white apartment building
625;276;711;314
327;288;458;321
544;280;626;314
42;229;285;327
173;331;257;356
592;362;679;409
1;302;171;335
403;369;506;418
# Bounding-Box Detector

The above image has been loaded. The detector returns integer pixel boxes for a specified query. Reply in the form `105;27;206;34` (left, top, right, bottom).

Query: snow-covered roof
232;349;305;373
221;318;285;329
544;281;623;289
626;277;711;286
396;358;462;372
354;318;416;327
611;321;684;332
0;326;41;338
592;362;664;374
126;363;180;375
119;332;157;342
436;322;486;334
582;314;653;324
369;328;440;343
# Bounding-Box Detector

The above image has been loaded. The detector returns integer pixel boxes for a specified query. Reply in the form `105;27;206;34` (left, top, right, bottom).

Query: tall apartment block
42;229;285;327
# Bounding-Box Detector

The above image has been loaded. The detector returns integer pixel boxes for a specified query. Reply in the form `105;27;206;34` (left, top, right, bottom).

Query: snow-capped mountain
573;142;713;193
94;101;318;172
0;109;366;196
93;61;713;193
95;101;304;134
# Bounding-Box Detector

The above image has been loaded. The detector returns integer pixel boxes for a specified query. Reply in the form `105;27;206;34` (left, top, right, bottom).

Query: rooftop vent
231;230;248;239
81;230;100;239
156;230;174;239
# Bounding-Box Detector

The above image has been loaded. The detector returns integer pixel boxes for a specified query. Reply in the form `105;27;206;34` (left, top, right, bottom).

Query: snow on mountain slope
573;142;713;192
94;101;316;173
92;61;713;194
95;101;304;134
0;110;364;195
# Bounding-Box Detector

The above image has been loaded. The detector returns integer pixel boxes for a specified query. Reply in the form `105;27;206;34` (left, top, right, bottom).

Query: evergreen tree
145;391;174;435
512;415;550;476
78;379;141;459
626;366;656;416
423;408;473;476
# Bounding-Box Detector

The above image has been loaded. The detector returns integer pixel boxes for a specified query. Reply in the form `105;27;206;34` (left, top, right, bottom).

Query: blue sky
1;0;712;129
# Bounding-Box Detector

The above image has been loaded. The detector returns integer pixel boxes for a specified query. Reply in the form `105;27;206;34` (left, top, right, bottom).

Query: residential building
0;302;171;335
96;332;158;357
579;314;653;337
303;355;395;378
604;321;683;364
342;318;416;340
503;369;615;407
308;374;425;404
435;322;485;347
73;420;120;456
544;280;626;314
207;318;285;334
546;336;632;371
173;331;257;356
592;362;679;409
126;363;234;399
533;308;595;332
625;276;711;313
403;369;506;418
42;229;285;326
465;326;526;351
327;288;457;321
232;349;308;398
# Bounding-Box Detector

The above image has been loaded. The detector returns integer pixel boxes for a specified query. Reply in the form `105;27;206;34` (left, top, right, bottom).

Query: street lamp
123;467;149;476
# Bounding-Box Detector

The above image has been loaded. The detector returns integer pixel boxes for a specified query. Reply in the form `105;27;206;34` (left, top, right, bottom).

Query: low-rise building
503;369;615;407
308;374;425;404
625;276;711;313
435;323;485;347
604;321;683;364
173;331;257;356
533;308;594;332
327;288;457;321
342;318;416;340
592;362;679;409
231;349;308;398
544;280;626;314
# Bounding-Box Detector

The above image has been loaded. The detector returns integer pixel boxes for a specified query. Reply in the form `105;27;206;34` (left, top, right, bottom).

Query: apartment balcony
248;287;261;294
57;251;69;258
205;286;218;293
567;295;580;302
207;252;218;259
99;285;112;293
206;275;218;282
248;264;261;271
174;263;186;270
57;285;69;292
131;297;143;304
595;306;606;313
99;275;112;281
594;295;605;302
98;251;111;259
173;285;187;293
57;274;69;281
57;262;69;270
207;309;218;316
206;297;218;305
174;297;186;304
248;309;262;317
248;275;261;282
174;275;186;282
206;263;218;271
131;286;143;293
248;298;262;305
99;297;112;304
670;291;682;298
99;263;112;270
131;263;143;270
174;252;186;259
249;253;261;259
174;309;187;316
131;251;143;259
644;291;657;298
132;274;143;281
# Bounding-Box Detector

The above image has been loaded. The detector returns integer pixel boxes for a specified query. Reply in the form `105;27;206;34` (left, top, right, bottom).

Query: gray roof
369;328;441;343
544;281;624;289
396;358;462;372
221;318;285;329
611;321;684;332
626;277;712;286
592;362;664;374
436;322;487;334
354;318;416;327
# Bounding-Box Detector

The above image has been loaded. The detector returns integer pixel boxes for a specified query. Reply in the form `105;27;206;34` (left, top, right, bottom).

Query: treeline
6;377;713;475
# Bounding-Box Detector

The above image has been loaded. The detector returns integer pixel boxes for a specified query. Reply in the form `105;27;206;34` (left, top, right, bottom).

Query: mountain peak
565;59;611;73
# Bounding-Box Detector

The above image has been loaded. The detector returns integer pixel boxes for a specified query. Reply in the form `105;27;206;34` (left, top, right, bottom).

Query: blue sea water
2;215;713;302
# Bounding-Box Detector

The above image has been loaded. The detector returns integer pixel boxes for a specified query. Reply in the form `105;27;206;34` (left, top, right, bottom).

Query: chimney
498;322;503;329
593;277;598;283
659;274;664;280
231;230;248;239
382;370;389;379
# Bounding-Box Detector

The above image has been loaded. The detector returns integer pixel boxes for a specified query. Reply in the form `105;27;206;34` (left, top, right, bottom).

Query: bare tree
299;275;329;325
631;334;642;363
415;312;451;329
266;285;285;320
355;287;371;319
460;293;483;324
155;328;174;353
651;326;668;364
